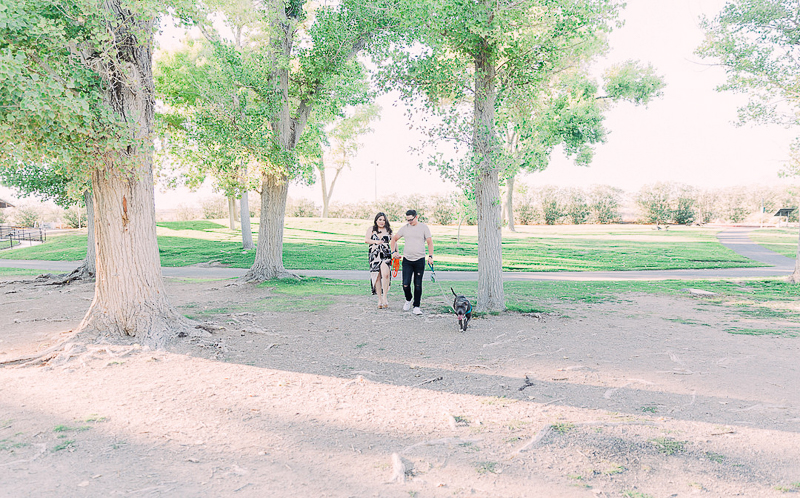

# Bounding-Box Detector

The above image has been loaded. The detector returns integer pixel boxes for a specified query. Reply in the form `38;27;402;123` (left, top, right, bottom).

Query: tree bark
76;1;192;348
244;174;295;280
790;224;800;283
473;46;505;312
227;195;237;230
319;164;330;218
240;190;254;250
506;175;516;232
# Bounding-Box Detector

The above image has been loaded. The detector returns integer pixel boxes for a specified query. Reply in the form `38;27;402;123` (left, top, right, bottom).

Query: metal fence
0;225;47;249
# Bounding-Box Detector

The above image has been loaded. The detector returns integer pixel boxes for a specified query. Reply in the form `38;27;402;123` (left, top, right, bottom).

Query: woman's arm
365;227;376;244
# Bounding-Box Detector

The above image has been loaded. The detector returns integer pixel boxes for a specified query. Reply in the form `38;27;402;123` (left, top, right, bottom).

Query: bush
589;185;623;224
12;205;41;227
431;195;455;225
538;187;565;225
63;205;88;228
693;190;717;224
565;188;590;225
201;196;227;219
636;183;673;224
0;208;7;225
672;185;696;225
174;204;201;222
718;187;750;223
373;196;405;222
288;198;319;217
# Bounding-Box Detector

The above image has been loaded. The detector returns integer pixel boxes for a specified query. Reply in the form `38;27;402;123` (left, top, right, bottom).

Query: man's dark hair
405;209;417;218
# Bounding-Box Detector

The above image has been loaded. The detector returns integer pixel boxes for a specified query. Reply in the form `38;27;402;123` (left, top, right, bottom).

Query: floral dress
368;231;392;272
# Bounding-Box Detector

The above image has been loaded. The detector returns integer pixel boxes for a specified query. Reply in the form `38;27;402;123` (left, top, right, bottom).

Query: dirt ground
1;275;799;497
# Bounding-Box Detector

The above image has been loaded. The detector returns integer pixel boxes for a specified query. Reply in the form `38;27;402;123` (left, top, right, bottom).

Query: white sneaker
412;307;423;315
403;300;412;311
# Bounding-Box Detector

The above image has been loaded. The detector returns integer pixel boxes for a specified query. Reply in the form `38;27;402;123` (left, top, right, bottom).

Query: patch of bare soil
1;276;799;497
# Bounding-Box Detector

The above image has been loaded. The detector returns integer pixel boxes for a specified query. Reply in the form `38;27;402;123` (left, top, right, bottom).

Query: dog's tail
451;287;457;297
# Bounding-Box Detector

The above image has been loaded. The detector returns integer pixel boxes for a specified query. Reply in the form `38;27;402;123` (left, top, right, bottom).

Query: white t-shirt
396;222;432;261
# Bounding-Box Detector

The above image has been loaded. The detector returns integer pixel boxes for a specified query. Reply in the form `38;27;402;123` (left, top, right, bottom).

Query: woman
365;212;393;309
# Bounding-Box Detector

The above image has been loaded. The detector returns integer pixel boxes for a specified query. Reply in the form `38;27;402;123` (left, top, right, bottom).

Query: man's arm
390;233;400;255
426;236;433;262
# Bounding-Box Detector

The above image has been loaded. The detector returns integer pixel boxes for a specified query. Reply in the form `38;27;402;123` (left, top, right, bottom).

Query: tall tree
381;0;659;311
0;0;196;347
157;1;389;279
698;0;800;282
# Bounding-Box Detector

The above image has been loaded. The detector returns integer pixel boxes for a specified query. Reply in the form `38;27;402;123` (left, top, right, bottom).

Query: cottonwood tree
0;0;198;347
158;0;390;279
381;0;661;310
698;0;800;282
0;164;96;281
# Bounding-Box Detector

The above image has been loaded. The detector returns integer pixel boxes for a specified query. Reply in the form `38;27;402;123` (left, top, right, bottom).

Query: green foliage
636;182;696;225
649;437;686;455
698;0;800;129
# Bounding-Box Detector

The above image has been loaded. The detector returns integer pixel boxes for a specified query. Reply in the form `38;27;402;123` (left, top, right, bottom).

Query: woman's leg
370;271;380;305
379;261;391;304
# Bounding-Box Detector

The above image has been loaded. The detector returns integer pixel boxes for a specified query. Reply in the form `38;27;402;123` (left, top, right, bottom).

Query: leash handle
391;257;399;278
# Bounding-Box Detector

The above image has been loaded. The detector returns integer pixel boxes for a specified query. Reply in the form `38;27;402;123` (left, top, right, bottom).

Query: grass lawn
750;228;798;258
0;218;762;272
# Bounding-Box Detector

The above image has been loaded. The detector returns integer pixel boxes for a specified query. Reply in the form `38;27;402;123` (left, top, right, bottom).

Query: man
391;209;434;315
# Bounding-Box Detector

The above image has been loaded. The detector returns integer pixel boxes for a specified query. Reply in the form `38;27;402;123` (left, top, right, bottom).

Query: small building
0;198;14;209
775;207;797;227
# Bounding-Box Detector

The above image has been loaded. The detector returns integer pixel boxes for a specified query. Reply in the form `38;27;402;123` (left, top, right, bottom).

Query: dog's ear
451;287;457;297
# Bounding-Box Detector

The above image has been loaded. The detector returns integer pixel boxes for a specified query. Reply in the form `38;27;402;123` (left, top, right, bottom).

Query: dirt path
1;275;799;497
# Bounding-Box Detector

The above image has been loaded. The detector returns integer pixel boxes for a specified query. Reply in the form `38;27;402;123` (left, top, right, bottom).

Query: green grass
0;221;765;272
750;228;797;258
649;437;687;455
0;268;45;276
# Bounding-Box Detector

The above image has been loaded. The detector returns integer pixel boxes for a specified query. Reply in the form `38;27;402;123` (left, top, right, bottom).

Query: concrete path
0;228;795;281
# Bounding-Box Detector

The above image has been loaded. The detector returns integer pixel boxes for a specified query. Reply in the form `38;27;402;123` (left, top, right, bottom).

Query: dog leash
428;262;456;313
391;257;399;278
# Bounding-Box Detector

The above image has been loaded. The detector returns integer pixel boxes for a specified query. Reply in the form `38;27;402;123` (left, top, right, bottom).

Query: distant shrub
63;205;88;228
201;196;227;219
0;208;7;225
589;185;623;224
174;204;201;221
672;186;697;225
431;195;455;225
289;198;319;217
538;187;565;225
636;183;673;224
13;205;41;227
565;188;590;224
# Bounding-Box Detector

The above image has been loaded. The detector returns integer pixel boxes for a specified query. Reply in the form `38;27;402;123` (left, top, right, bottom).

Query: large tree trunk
506;175;516;232
789;225;800;283
240;190;254;250
76;2;192;348
227;195;237;230
245;174;295;280
473;46;505;312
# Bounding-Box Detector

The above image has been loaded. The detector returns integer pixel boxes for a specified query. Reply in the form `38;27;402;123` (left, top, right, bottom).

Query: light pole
372;161;378;202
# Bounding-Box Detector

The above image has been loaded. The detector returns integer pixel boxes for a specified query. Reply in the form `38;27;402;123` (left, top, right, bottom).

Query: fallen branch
514;426;552;454
401;437;483;454
413;376;443;387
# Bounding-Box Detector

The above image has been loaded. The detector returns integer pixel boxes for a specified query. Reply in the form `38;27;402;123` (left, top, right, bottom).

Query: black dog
451;288;472;332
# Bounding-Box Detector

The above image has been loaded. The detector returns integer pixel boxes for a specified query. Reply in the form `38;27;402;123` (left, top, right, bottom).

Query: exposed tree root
0;329;80;367
32;260;95;286
242;266;299;282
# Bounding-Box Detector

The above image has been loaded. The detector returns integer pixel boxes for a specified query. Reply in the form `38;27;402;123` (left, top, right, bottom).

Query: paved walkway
0;228;795;281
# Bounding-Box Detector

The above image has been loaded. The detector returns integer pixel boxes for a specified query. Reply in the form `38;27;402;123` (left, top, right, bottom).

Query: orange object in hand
392;257;400;277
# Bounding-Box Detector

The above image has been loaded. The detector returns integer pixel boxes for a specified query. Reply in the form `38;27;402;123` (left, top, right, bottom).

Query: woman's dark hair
372;212;392;235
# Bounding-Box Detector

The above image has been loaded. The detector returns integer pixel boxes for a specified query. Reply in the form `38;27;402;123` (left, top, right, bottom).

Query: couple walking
365;209;433;314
